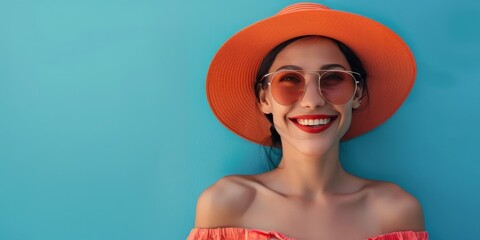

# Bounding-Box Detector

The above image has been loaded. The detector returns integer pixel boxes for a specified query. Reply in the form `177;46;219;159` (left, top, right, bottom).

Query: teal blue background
0;0;479;239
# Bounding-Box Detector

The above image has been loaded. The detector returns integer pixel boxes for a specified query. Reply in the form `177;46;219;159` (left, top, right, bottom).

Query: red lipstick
289;115;337;134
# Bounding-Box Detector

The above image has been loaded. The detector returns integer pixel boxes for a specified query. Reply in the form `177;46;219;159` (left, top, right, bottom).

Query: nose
299;76;326;109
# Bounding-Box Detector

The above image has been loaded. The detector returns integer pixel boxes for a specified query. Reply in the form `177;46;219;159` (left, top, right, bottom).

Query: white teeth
297;118;331;126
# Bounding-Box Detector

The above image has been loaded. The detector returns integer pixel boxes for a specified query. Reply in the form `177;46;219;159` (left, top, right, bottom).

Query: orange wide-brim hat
207;2;416;145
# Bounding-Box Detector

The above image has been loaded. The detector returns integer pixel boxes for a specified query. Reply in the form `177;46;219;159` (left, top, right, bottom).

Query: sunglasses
261;69;361;106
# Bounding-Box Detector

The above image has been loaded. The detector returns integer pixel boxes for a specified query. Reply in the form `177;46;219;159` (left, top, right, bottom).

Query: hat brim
207;9;416;145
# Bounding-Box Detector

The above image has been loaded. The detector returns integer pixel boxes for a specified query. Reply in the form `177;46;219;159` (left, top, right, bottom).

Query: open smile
289;114;338;134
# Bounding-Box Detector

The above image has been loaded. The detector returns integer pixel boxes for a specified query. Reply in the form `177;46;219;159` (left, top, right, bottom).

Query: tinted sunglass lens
271;71;305;106
320;71;356;105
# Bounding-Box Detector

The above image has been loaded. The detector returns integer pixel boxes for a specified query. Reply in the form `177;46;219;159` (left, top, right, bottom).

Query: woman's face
259;36;362;156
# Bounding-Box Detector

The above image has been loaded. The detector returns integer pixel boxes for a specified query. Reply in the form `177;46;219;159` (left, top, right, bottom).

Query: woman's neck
270;141;353;200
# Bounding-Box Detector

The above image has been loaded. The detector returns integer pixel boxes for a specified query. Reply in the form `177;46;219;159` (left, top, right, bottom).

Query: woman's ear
259;89;272;114
352;84;364;110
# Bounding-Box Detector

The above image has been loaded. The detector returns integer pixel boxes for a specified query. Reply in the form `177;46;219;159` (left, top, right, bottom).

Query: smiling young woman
187;3;427;240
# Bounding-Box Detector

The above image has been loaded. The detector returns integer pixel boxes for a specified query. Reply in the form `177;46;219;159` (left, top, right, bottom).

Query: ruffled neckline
188;227;428;240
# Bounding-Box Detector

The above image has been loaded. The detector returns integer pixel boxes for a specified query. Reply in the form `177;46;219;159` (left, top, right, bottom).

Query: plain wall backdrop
1;0;479;239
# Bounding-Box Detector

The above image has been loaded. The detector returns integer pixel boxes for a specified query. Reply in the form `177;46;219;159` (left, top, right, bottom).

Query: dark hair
253;35;369;169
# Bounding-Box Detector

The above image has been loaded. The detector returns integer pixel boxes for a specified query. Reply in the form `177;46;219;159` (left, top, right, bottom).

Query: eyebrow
275;64;347;71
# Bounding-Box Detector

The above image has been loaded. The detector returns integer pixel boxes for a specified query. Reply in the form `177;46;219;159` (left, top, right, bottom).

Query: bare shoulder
365;181;425;232
194;175;258;228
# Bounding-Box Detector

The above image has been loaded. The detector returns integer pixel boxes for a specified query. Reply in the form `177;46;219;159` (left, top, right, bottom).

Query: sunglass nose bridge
299;72;327;107
303;71;321;82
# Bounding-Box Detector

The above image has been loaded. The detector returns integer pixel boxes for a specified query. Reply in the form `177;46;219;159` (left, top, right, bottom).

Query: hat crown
277;2;330;15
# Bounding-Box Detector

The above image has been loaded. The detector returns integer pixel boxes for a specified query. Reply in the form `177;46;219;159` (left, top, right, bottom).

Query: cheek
271;108;290;124
269;105;294;130
337;105;354;136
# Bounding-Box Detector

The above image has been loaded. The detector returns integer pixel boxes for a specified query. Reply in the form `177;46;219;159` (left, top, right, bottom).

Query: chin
283;135;341;157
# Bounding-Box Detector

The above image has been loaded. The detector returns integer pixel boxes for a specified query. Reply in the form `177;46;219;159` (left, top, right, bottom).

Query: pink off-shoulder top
187;227;428;240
